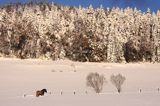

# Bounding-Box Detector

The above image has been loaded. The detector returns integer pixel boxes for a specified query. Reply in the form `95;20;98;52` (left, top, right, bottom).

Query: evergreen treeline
0;2;160;62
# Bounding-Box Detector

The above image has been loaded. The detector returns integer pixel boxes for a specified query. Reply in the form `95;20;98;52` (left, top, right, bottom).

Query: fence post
139;89;142;93
61;91;63;95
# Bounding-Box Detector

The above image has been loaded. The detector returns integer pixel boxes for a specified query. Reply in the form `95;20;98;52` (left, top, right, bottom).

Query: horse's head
42;89;47;93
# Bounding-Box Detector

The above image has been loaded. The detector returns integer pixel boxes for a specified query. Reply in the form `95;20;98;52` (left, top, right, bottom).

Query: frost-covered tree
0;2;160;62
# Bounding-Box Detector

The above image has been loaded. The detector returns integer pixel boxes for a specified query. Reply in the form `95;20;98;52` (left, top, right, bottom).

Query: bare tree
110;74;126;93
86;72;106;93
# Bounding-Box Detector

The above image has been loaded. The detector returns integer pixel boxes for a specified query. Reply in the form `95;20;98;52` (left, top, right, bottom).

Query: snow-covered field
0;58;160;106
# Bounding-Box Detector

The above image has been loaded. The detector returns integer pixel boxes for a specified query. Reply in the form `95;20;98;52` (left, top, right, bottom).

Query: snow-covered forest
0;2;160;62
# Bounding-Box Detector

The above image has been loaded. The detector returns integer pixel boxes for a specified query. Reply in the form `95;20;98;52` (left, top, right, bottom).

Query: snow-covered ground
0;58;160;106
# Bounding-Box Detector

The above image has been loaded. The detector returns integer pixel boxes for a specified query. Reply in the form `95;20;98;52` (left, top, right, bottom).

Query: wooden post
139;89;142;93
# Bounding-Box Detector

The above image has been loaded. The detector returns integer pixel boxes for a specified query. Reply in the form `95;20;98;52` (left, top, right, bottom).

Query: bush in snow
110;73;126;93
86;72;106;93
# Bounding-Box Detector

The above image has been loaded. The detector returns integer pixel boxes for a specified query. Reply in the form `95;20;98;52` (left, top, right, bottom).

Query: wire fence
22;88;160;98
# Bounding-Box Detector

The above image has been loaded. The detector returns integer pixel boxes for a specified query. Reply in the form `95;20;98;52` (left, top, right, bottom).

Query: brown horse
36;89;47;97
